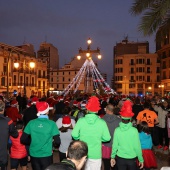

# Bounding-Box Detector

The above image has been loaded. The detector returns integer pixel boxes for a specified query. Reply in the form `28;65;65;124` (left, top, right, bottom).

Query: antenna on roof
45;35;47;43
23;36;26;44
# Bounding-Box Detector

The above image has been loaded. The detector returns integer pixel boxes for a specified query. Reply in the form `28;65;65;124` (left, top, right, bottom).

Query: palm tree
130;0;170;36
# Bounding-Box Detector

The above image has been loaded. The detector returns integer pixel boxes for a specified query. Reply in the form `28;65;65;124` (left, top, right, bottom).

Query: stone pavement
8;148;170;170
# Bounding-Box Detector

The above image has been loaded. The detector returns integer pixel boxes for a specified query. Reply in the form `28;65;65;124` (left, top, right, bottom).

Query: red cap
36;101;49;116
86;96;101;113
119;100;134;119
62;116;71;127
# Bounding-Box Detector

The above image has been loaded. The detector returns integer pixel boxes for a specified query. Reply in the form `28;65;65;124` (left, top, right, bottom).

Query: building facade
113;39;160;96
0;43;48;98
37;42;59;89
156;26;170;96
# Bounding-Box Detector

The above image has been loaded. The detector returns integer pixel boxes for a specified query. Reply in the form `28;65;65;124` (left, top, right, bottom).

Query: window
147;76;150;82
4;58;7;63
3;66;7;72
32;77;34;86
43;71;45;78
147;67;150;73
162;61;166;69
146;59;151;65
130;59;134;65
130;68;134;73
51;78;53;82
63;77;65;82
156;67;160;73
63;72;64;75
63;84;65;89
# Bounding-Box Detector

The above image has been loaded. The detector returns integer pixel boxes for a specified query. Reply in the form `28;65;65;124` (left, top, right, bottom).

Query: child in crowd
10;121;27;170
56;114;75;161
137;121;157;170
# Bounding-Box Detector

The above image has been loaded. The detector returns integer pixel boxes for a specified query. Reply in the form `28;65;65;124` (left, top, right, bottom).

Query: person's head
106;104;114;115
67;140;88;170
62;106;71;115
16;120;24;131
137;121;150;134
119;100;134;121
0;100;5;114
162;99;168;108
86;96;101;114
36;101;49;116
134;98;141;104
143;102;150;109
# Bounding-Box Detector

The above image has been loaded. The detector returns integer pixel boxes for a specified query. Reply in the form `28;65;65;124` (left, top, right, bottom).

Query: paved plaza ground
7;147;170;170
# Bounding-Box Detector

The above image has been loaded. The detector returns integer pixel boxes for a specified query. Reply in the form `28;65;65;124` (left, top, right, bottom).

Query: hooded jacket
102;114;121;147
72;114;111;159
111;122;143;163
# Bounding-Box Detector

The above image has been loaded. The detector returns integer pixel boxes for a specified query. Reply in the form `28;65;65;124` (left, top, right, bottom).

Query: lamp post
77;38;101;60
159;84;164;97
14;60;35;95
7;49;19;99
76;38;101;93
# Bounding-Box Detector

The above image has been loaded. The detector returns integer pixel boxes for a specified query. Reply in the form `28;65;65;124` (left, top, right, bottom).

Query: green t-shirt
24;118;59;157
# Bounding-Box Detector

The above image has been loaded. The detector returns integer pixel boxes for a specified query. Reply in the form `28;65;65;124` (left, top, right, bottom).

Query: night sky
0;0;156;84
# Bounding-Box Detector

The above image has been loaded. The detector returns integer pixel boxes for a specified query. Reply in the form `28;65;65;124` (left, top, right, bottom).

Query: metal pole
7;54;10;99
24;59;26;95
7;51;13;99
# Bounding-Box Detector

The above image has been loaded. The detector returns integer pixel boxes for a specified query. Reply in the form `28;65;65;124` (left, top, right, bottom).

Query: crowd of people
0;92;170;170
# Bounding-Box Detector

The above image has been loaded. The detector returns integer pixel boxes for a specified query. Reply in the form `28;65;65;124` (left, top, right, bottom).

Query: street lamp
76;38;102;93
159;84;164;97
14;60;35;95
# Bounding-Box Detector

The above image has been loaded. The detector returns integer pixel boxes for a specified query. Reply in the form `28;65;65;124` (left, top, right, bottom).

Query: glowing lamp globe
98;55;102;59
29;62;35;68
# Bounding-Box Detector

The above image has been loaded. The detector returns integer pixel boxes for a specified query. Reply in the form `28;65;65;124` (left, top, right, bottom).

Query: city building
113;38;160;96
0;43;48;98
156;26;170;96
37;42;59;89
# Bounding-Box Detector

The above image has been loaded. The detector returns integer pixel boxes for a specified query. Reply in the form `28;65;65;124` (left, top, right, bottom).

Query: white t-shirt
56;117;75;153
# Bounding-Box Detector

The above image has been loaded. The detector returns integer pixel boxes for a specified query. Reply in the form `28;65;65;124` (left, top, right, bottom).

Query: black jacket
45;159;76;170
0;114;18;164
23;105;37;127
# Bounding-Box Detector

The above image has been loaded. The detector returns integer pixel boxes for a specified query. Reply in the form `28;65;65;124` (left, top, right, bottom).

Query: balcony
1;72;11;76
38;75;47;79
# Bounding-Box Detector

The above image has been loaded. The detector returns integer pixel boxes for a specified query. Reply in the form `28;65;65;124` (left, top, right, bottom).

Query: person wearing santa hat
21;101;61;170
110;99;144;170
72;96;111;170
6;100;22;125
53;96;66;121
56;113;75;162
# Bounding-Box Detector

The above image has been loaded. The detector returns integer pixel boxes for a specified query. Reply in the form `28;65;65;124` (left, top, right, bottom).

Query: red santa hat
62;116;71;127
11;100;18;107
31;96;39;104
73;100;78;107
119;99;134;119
36;101;49;116
86;96;101;113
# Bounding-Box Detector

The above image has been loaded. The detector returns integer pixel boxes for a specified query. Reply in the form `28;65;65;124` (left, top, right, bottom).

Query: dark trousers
0;162;7;170
59;151;66;162
150;127;159;146
158;127;169;146
31;155;53;170
116;156;137;170
103;158;117;170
